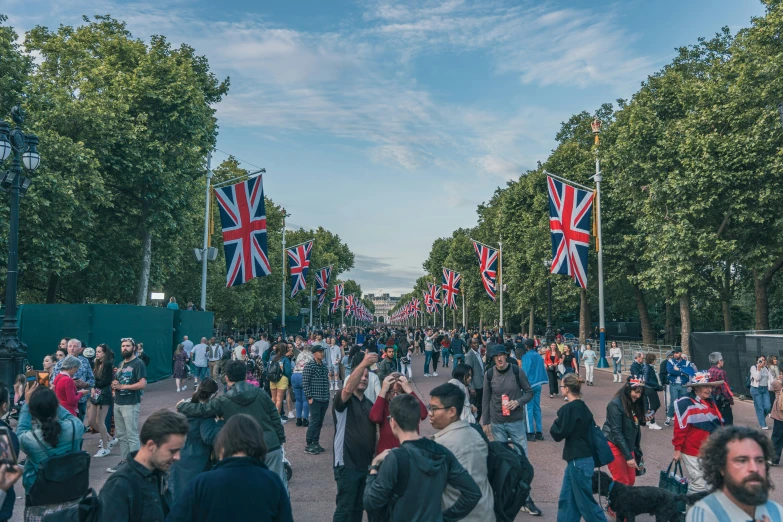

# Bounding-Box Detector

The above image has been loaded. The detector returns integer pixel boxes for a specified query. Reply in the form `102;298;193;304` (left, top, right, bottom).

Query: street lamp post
0;106;40;386
543;259;554;345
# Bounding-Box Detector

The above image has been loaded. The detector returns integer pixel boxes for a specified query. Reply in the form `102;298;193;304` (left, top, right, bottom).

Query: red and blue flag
547;175;594;289
287;240;313;297
472;240;498;301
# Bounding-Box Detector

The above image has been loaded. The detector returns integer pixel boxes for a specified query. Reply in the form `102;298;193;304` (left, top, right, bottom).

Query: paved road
10;357;783;521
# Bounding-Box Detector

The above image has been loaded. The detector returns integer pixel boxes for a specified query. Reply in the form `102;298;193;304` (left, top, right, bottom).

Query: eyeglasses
426;405;448;413
120;337;135;345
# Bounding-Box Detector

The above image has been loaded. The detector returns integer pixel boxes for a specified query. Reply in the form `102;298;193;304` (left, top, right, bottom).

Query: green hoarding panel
174;311;215;348
19;304;93;369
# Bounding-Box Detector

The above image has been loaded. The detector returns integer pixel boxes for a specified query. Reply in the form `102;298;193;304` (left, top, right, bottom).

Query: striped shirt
687;491;782;522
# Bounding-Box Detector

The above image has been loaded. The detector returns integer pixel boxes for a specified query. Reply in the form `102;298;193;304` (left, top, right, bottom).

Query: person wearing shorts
267;343;293;420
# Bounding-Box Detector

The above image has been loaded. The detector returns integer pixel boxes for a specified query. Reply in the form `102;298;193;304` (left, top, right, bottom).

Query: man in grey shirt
191;337;210;387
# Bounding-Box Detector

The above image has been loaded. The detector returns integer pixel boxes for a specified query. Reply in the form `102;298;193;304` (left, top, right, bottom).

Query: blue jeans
667;383;687;419
104;403;113;436
558;457;608;522
424;351;432;374
491;419;528;456
291;373;309;420
612;358;621;374
453;353;465;366
751;387;772;428
194;365;209;381
526;385;543;434
442;348;451;366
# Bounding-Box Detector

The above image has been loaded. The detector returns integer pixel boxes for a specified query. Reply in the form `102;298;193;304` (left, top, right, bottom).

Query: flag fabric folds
472;240;498;301
442;268;461;309
287;240;313;297
330;283;344;314
213;176;272;287
547;175;595;289
314;266;332;308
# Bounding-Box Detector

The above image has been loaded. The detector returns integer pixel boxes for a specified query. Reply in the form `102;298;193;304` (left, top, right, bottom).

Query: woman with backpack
268;343;293;418
602;378;645;486
550;374;607;522
18;383;85;521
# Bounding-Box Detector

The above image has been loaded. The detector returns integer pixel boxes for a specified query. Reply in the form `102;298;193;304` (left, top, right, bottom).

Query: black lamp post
543;258;554;345
0;106;40;386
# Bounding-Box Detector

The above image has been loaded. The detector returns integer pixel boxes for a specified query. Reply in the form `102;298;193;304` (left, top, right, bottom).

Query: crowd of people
0;327;777;521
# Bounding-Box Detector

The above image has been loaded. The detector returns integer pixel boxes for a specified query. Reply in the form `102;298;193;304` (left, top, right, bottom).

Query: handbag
588;422;614;468
658;460;689;518
27;419;91;506
557;363;566;375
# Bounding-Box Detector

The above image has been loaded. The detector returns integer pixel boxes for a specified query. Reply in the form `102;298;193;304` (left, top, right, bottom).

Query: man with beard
100;410;189;522
108;337;148;473
687;426;781;521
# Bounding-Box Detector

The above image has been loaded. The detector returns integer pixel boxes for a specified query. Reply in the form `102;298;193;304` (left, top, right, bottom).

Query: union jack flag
214;177;272;287
314;266;332;308
442;268;461;309
412;298;421;317
423;290;434;314
427;283;441;313
547;175;595;289
472;240;498;301
330;283;344;314
344;294;355;317
287;240;313;297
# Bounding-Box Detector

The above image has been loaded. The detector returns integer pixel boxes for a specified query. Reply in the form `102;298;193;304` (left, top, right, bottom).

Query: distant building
365;292;400;323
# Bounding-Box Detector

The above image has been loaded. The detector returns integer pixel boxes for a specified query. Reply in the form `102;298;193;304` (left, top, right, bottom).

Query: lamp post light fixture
543;258;554;345
0;106;40;387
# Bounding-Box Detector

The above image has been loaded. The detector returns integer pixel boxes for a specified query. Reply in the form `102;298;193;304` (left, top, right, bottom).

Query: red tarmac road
10;357;783;521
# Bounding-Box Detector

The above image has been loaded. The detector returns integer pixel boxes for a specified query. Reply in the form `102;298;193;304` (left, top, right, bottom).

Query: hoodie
177;380;285;452
364;438;480;522
522;350;548;389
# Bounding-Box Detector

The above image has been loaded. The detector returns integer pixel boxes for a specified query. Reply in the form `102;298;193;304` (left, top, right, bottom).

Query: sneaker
522;499;542;516
664;417;672;427
280;417;288;424
433;372;438;377
177;388;181;393
108;438;119;449
98;440;104;449
304;443;318;455
314;443;325;454
424;373;430;377
648;422;662;430
535;432;544;441
303;419;309;427
296;418;303;427
93;448;111;458
107;461;125;473
762;426;769;430
287;411;295;419
181;385;187;391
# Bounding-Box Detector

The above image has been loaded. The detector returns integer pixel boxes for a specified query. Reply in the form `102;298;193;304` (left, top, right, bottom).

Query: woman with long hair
173;343;189;393
642;353;663;430
561;345;578;376
602;378;645;486
544;343;561;398
54;348;67;363
750;355;772;429
88;344;115;457
448;363;477;423
609;341;623;382
550;374;607;522
268;343;292;417
42;355;55;383
368;373;427;453
169;377;223;501
18;384;85;521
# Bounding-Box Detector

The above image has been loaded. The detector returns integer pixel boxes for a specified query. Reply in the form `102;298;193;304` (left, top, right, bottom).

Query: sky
4;0;765;296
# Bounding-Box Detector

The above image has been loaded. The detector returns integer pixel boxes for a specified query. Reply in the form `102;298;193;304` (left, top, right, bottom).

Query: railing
584;339;682;371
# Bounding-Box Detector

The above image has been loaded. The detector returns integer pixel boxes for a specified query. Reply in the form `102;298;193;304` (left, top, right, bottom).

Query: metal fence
581;338;680;373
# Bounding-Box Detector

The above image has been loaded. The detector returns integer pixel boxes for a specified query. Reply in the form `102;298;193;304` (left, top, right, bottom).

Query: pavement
9;357;783;521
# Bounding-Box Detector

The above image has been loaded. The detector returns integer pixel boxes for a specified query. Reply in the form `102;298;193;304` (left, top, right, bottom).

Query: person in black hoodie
550;374;607;522
166;414;292;522
363;393;480;522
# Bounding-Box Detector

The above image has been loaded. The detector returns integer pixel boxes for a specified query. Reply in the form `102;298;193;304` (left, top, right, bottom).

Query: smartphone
26;370;49;387
0;427;17;465
24;370;37;384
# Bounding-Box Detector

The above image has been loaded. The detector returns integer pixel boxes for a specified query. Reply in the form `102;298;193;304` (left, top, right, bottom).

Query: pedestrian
687;426;781;521
481;344;541;516
292;341;314;427
630;351;644;380
53;355;89;416
303;343;330;455
327;338;344;391
190;337;209;389
369;374;427;453
88;344;116;457
177;360;288;488
769;355;781;385
581;343;597;385
363;393;481;522
167;296;179;310
424;328;435;377
206;337;222;381
672;371;724;493
521;338;547;441
167;414;293;522
450;332;465;367
267;343;293;420
332;353;378;522
707;351;733;426
399;339;413;380
376;345;397;382
550;374;608;522
50;338;94;420
544;342;561;398
440;333;452;368
172;343;189;393
664;347;695;427
448;364;477;423
561;345;577;378
430;383;495;522
602;377;645;486
99;409;188;522
770;371;783;465
169;377;224;502
750;355;772;430
609;341;623;382
641;352;663;430
107;337;148;473
464;338;484;422
18;383;85;521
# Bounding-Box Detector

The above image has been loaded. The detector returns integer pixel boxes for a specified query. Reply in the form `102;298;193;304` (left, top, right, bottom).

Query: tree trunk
479;312;483;333
722;300;733;332
754;254;783;331
632;283;655;345
136;226;152;306
528;306;535;338
579;289;590;344
680;292;691;356
665;300;675;345
46;272;60;304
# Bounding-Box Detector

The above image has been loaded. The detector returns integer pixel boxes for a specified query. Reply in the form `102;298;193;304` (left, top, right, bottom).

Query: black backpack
43;477;143;522
366;446;410;522
222;346;233;361
487;440;533;522
27;419;90;507
267;359;283;383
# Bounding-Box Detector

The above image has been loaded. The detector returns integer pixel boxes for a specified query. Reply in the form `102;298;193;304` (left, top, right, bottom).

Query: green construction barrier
18;304;213;383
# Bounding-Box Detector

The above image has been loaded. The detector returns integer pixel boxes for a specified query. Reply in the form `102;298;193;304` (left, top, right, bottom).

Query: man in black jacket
364;394;481;522
100;410;189;522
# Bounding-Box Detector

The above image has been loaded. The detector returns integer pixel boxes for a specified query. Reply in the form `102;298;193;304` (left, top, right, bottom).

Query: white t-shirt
609;347;622;361
343;371;381;403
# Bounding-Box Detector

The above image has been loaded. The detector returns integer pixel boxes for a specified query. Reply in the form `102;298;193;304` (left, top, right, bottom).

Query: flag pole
281;211;286;338
309;284;314;331
200;152;212;312
499;238;504;338
592;120;609;368
462;292;465;329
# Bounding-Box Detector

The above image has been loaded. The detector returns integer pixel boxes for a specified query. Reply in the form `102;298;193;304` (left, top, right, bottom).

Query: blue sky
4;0;765;295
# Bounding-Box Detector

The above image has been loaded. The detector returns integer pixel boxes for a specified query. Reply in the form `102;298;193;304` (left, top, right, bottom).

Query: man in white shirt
191;337;209;387
687;426;782;522
252;333;270;360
